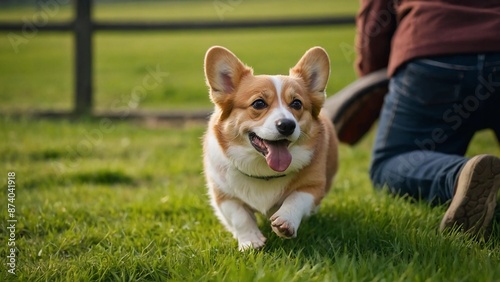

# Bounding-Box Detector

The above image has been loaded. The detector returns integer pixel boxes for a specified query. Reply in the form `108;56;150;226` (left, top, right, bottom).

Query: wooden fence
0;0;355;120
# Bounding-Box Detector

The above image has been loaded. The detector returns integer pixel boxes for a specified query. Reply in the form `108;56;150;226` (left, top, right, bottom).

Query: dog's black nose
276;119;296;136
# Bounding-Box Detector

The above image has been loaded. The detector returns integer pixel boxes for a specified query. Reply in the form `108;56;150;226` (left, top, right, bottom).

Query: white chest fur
224;169;291;214
204;133;298;215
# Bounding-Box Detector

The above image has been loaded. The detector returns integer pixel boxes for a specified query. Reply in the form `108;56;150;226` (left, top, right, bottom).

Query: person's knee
370;156;404;190
369;159;385;188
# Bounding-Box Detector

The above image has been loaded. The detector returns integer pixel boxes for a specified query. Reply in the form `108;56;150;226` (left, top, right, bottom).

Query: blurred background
4;3;500;281
0;0;359;115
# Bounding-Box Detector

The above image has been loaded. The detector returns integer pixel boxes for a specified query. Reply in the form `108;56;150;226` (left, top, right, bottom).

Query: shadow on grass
29;148;66;161
261;197;500;265
70;170;135;186
22;169;138;189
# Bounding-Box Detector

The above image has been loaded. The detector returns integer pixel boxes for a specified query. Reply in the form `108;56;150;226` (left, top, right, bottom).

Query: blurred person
355;0;500;236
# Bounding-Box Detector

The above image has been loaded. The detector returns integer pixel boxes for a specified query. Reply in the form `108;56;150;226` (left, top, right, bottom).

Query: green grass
1;118;500;281
0;28;358;111
0;0;357;22
2;1;500;281
0;0;358;112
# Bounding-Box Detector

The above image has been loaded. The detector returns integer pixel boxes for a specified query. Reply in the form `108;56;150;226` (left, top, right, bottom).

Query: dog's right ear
204;46;252;107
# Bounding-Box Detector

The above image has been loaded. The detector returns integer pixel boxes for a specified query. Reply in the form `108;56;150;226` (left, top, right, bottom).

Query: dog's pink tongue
264;141;292;172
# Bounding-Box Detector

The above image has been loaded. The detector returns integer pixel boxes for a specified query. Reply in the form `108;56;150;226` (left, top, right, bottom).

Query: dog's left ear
290;47;330;117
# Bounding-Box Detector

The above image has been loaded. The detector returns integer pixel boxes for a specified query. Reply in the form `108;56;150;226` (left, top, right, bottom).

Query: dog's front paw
270;214;296;238
238;232;267;251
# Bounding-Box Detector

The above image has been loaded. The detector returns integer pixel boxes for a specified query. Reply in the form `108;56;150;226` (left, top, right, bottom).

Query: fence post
74;0;93;115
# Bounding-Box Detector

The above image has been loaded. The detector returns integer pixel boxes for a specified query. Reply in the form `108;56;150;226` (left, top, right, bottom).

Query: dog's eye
290;99;302;110
251;99;268;110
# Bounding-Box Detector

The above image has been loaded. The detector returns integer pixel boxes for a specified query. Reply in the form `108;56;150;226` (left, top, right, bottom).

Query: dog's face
204;46;330;176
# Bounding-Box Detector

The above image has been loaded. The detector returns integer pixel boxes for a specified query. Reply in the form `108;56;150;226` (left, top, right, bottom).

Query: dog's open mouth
249;132;292;172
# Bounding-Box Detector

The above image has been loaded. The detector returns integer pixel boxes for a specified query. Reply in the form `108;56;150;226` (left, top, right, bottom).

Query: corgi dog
203;46;338;250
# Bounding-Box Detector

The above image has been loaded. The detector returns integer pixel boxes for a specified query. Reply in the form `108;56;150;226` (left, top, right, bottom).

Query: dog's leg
270;191;316;238
218;199;267;251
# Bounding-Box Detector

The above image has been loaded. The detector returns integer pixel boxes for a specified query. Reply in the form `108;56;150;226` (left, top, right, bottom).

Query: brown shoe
323;68;388;145
439;155;500;238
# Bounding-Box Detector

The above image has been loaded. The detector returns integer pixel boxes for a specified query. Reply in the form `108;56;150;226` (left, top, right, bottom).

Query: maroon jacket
355;0;500;77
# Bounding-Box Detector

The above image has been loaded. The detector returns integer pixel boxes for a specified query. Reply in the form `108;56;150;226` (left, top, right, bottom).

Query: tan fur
287;114;338;205
203;46;338;250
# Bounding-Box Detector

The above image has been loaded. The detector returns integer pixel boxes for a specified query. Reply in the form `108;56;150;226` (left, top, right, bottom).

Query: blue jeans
370;53;500;203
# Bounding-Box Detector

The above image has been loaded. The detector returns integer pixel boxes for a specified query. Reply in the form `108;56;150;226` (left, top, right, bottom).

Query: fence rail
0;17;355;32
0;0;355;120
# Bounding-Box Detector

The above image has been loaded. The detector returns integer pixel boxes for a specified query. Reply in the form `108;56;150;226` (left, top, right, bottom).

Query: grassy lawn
2;1;500;281
0;0;357;112
1;118;500;281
